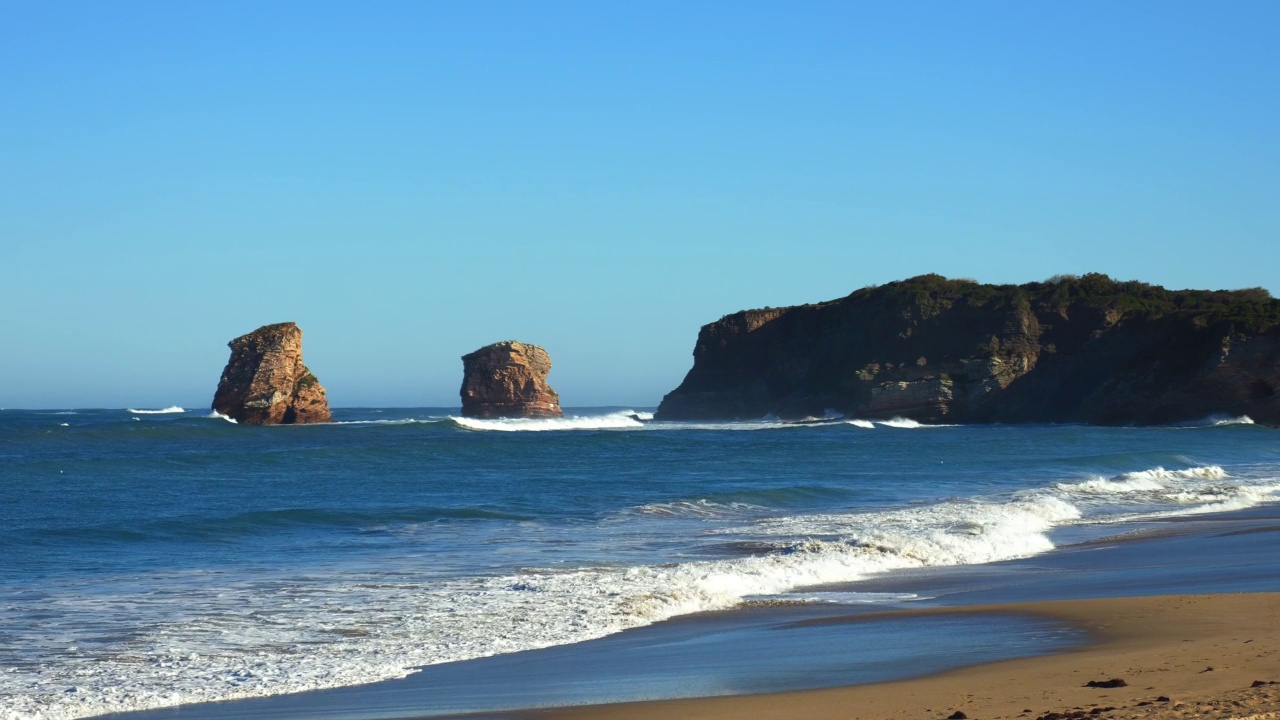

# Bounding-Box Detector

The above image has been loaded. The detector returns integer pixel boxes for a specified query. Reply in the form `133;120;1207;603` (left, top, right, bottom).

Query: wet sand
522;592;1280;720
99;511;1280;720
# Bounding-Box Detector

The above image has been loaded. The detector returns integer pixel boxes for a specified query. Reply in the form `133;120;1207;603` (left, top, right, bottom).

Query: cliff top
461;340;549;361
721;273;1280;334
228;322;301;346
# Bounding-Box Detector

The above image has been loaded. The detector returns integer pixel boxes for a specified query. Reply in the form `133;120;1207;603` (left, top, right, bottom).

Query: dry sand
520;592;1280;720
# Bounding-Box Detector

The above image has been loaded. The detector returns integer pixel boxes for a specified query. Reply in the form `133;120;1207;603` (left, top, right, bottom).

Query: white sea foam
632;499;765;518
1176;414;1257;428
1115;465;1227;483
847;419;876;429
127;406;185;414
449;411;849;433
1097;483;1280;524
668;419;806;431
878;417;923;428
1;486;1085;719
874;417;955;429
1041;465;1280;529
453;411;646;432
206;411;238;424
1052;466;1229;504
9;462;1279;720
782;591;922;604
1057;476;1165;494
331;418;440;426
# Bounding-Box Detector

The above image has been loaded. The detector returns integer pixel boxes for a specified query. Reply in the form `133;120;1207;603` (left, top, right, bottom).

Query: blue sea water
2;407;1279;719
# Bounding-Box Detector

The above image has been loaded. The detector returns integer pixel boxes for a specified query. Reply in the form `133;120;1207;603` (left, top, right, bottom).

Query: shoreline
90;509;1280;720
514;592;1280;720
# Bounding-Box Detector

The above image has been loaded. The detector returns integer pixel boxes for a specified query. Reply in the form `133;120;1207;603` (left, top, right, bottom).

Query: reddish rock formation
657;274;1280;425
212;322;331;425
461;341;562;418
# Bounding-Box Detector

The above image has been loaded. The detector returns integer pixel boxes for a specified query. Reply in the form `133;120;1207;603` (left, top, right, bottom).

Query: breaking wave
9;484;1092;719
206;411;238;424
1056;465;1228;495
330;418;442;426
127;406;185;414
452;411;646;432
844;417;953;429
10;461;1280;720
1176;414;1257;428
876;417;957;428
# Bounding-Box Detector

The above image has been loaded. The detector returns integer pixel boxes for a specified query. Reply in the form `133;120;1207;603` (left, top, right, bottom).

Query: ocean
3;407;1279;719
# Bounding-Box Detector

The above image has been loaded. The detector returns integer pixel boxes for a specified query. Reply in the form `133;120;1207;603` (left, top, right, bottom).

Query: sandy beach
523;592;1280;720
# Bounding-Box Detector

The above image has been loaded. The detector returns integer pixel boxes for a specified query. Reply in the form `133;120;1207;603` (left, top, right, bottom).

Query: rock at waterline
212;322;331;425
460;341;562;418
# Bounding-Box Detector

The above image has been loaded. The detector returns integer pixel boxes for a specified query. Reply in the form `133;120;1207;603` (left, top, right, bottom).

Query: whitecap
631;499;765;519
1114;465;1227;483
128;406;185;415
1176;414;1257;428
452;411;645;432
875;417;955;428
330;419;441;426
10;458;1279;720
1056;475;1167;494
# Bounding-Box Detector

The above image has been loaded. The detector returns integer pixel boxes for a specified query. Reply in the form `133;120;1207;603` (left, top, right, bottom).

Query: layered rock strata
212;322;332;425
657;274;1280;425
461;341;563;418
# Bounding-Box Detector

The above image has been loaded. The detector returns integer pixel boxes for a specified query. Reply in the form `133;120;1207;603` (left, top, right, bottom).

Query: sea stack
460;341;563;418
212;322;332;425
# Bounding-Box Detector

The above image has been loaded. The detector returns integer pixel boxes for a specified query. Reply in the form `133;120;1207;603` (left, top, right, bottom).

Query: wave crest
1178;414;1257;428
452;411;646;432
127;406;185;414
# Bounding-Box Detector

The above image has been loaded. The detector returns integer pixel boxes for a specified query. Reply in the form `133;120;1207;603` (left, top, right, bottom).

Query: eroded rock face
461;341;562;418
212;322;331;425
656;274;1280;425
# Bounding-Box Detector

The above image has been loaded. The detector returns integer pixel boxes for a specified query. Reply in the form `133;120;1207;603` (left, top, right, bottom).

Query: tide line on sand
524;592;1280;720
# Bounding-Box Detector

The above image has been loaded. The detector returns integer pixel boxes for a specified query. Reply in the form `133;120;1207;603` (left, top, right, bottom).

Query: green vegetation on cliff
658;274;1280;425
859;273;1279;332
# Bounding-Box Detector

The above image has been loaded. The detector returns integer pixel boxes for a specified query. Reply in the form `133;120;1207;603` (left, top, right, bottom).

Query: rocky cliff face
461;341;563;418
657;275;1280;425
212;322;331;425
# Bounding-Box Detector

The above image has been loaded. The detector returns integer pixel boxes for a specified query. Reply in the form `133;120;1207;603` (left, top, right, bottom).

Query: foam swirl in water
7;462;1280;719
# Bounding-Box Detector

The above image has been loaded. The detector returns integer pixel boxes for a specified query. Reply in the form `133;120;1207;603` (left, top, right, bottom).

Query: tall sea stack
461;341;563;418
656;274;1280;425
212;322;332;425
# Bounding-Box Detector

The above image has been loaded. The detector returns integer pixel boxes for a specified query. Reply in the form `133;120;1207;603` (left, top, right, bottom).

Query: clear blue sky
2;1;1277;408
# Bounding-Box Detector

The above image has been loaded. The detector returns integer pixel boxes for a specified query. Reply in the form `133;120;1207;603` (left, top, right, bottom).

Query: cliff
212;322;332;425
461;341;563;418
656;274;1280;425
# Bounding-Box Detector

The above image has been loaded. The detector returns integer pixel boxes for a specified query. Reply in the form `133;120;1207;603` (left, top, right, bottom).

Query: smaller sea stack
212;322;331;425
461;341;562;418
